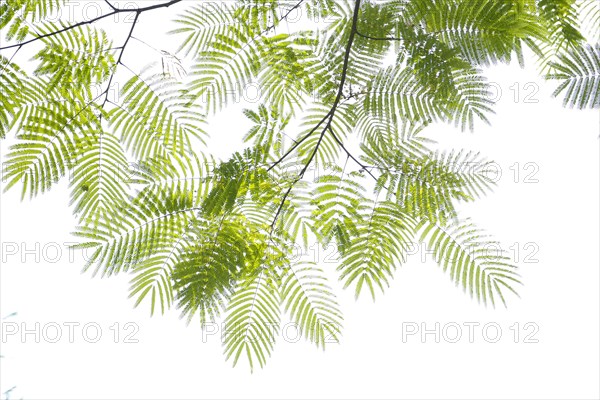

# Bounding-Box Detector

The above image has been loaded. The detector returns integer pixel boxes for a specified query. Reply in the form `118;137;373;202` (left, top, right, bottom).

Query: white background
1;1;599;399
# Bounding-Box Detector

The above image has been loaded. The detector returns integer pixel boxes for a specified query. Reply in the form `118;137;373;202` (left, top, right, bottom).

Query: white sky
1;1;599;399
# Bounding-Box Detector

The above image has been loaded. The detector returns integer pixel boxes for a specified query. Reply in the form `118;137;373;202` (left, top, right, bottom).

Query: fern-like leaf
418;218;521;307
281;262;343;348
547;43;600;109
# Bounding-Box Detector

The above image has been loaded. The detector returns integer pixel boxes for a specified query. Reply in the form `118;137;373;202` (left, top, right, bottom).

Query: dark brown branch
119;0;183;13
270;0;363;231
104;0;118;12
101;12;140;107
0;13;114;51
0;0;183;51
267;109;332;172
0;46;22;75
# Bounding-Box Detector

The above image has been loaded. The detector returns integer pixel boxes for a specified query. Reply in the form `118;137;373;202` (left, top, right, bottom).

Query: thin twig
355;30;404;42
101;11;140;107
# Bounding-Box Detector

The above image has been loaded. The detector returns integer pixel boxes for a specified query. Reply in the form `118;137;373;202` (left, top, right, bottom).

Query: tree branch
267;109;332;172
270;0;363;231
101;11;140;107
0;0;183;51
104;0;118;12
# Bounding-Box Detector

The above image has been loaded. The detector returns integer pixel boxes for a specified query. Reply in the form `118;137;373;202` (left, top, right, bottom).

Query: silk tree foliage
1;0;598;370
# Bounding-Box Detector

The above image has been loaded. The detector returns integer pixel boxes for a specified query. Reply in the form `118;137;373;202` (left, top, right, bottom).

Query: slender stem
327;126;379;183
356;30;404;42
267;110;332;172
0;46;22;75
131;35;163;55
264;0;307;33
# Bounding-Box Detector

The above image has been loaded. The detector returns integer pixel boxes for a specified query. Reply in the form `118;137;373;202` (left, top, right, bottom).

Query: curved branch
0;0;183;51
270;0;363;230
